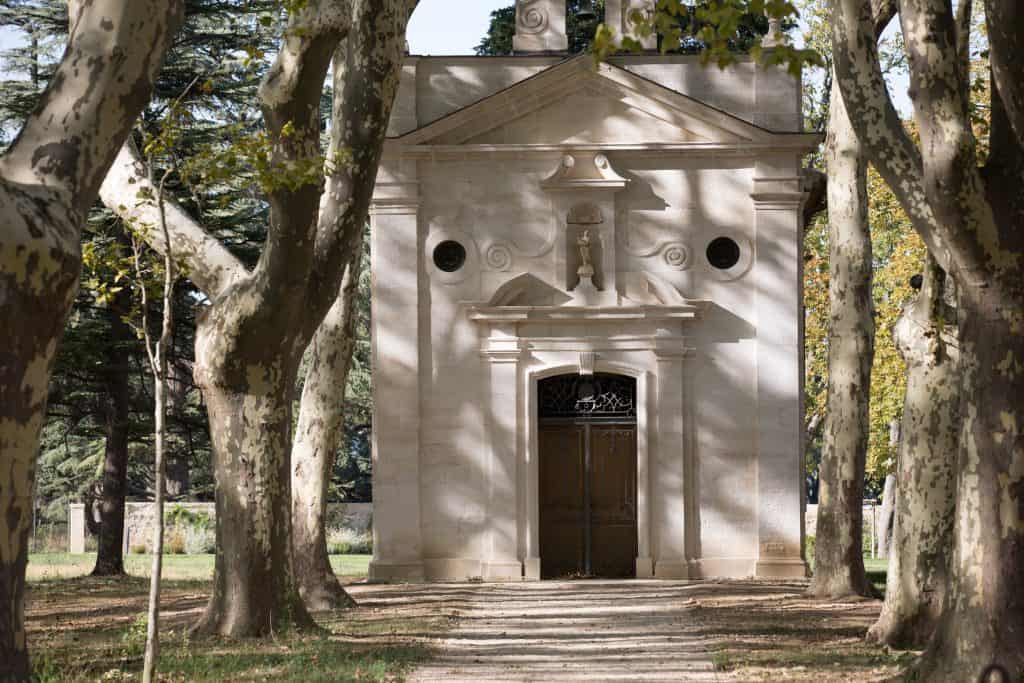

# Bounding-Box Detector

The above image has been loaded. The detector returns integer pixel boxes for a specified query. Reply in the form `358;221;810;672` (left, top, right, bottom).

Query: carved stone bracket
578;351;597;376
542;153;629;192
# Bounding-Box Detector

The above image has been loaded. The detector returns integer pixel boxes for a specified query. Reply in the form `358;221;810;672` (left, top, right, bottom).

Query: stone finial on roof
513;0;568;53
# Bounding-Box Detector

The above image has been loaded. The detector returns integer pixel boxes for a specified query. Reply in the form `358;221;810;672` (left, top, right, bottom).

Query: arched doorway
538;373;638;579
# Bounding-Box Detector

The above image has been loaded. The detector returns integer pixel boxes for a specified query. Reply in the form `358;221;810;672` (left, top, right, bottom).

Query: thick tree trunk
0;192;80;682
0;2;181;678
92;283;133;576
808;73;877;599
830;0;1024;677
867;257;958;648
191;368;313;636
189;0;347;636
292;253;363;611
913;278;1024;678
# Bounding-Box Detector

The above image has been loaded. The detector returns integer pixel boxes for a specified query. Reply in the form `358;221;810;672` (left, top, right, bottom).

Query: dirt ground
25;577;913;681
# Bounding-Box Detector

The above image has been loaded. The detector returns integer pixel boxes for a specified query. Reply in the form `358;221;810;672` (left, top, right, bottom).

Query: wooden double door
538;421;638;579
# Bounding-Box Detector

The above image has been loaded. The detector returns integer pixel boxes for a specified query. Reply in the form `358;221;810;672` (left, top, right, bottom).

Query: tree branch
956;0;973;76
984;0;1024;149
899;0;994;282
252;0;350;298
100;143;247;298
0;0;183;214
829;0;952;272
870;0;898;37
306;0;418;335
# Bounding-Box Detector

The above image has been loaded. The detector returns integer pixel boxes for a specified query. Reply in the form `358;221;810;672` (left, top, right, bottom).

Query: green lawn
27;552;371;582
25;553;426;681
864;556;888;594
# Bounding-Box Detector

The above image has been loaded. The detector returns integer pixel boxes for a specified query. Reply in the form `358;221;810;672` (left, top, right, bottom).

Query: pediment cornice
393;55;820;152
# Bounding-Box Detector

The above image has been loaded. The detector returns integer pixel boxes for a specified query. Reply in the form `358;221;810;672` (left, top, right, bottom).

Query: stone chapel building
368;0;818;582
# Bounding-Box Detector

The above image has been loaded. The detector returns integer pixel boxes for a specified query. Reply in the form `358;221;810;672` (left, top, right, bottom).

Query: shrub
166;505;213;531
327;527;373;555
165;531;186;555
183;525;216;554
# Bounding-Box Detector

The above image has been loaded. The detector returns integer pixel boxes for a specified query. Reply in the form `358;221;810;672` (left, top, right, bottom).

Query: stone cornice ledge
391;140;821;159
480;337;526;361
750;191;807;210
468;302;709;323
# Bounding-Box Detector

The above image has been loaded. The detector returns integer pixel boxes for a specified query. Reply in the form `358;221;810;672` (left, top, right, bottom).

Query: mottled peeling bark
867;257;958;649
292;253;362;610
100;144;247;298
97;0;417;627
305;0;418;332
192;379;315;636
831;0;1024;676
189;0;350;637
289;0;416;609
985;1;1024;147
808;73;877;600
0;1;181;678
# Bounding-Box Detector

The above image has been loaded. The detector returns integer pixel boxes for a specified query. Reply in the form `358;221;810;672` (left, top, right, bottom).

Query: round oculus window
433;240;467;273
706;237;742;270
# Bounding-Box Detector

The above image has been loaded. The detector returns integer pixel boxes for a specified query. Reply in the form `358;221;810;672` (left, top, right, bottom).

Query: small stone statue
577;229;595;279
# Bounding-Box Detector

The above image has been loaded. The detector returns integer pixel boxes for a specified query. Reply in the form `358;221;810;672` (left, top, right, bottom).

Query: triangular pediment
398;56;781;148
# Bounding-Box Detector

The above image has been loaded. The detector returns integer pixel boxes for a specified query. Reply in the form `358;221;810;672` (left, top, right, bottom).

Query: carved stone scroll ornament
662;243;690;270
513;0;567;52
517;0;548;35
484;242;514;271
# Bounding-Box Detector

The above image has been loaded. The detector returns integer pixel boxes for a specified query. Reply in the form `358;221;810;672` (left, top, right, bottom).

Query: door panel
539;424;585;579
589;426;638;578
539;422;637;579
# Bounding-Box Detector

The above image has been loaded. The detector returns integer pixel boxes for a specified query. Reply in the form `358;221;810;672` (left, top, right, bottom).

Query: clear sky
407;0;510;55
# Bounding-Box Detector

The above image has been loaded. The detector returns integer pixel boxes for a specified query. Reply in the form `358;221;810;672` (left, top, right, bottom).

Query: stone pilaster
482;326;525;580
752;161;808;578
605;0;657;50
513;0;568;53
368;161;424;582
651;334;690;578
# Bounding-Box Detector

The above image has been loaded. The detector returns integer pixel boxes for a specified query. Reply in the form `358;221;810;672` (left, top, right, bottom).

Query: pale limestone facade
369;1;818;582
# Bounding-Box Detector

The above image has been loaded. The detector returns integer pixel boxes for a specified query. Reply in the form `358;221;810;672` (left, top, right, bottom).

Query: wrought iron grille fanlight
538;373;636;419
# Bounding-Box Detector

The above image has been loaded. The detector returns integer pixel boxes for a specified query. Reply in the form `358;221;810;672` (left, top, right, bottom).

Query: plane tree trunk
190;1;349;637
292;253;362;610
867;256;958;648
99;0;418;626
807;71;877;600
289;0;416;612
0;1;181;678
831;0;1024;676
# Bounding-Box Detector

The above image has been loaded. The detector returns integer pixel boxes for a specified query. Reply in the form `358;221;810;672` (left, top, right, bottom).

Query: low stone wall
69;502;372;554
805;503;883;557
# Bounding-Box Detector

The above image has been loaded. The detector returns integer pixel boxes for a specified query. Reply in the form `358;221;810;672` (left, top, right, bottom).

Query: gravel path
352;580;720;682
